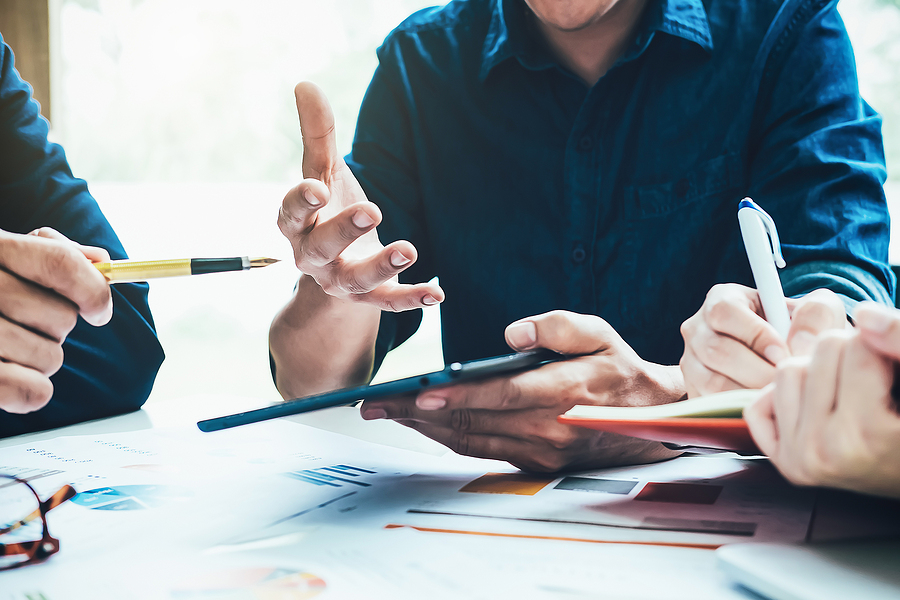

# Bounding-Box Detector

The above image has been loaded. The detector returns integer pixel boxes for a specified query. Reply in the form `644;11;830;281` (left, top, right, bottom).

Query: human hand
680;285;847;397
744;310;900;499
360;311;684;472
0;228;113;414
278;82;443;312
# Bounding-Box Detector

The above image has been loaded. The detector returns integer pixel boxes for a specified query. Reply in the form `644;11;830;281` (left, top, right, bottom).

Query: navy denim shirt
347;0;893;369
0;34;164;437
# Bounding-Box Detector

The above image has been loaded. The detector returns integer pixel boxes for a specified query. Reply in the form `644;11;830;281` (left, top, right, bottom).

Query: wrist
640;362;687;406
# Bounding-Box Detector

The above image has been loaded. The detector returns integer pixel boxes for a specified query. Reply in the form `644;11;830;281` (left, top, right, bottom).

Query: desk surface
2;394;899;600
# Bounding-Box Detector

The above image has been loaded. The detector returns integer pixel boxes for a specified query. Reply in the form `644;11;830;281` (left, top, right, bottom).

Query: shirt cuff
781;260;895;316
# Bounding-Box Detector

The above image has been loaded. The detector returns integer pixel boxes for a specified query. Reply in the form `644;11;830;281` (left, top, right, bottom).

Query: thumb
505;310;621;355
294;82;338;183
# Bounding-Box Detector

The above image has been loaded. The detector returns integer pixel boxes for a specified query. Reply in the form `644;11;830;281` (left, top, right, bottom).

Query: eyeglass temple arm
0;484;77;536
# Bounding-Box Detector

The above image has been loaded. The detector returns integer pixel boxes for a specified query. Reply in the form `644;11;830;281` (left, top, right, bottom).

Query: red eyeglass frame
0;474;76;571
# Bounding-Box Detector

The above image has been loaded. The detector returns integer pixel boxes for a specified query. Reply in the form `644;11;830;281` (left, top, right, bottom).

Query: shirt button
577;135;593;152
674;178;691;199
572;245;587;264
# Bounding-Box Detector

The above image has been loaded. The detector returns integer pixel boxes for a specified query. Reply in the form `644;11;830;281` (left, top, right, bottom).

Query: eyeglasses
0;474;76;570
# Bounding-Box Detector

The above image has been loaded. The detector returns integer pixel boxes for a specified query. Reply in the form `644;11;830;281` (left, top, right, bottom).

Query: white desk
2;397;899;600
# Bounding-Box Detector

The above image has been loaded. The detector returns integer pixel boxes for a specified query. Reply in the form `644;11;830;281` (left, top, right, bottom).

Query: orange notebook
558;390;762;454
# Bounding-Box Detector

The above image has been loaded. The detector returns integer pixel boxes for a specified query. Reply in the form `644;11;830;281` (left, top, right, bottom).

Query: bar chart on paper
72;484;193;511
285;464;376;488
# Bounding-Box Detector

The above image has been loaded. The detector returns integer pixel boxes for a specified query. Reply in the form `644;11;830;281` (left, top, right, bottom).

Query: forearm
269;274;383;399
782;260;893;315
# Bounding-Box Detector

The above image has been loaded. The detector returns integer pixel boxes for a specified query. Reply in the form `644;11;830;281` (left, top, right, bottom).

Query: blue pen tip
738;198;756;210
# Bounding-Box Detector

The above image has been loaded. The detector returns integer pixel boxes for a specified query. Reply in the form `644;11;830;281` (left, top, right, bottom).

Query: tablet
197;348;563;432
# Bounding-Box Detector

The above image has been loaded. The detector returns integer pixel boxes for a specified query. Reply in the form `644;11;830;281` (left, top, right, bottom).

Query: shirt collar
480;0;714;82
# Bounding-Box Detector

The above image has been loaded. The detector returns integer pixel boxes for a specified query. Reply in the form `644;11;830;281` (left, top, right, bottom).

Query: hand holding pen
0;227;112;414
679;198;848;399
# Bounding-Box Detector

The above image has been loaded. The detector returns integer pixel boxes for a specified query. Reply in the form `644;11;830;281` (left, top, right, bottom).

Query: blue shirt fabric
0;34;164;437
347;0;893;370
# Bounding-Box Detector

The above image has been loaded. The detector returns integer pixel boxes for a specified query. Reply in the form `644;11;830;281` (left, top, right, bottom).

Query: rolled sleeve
747;2;894;309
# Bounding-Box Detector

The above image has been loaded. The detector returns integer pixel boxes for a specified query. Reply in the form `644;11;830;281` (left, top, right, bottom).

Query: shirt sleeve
746;2;894;311
345;34;430;375
0;35;164;437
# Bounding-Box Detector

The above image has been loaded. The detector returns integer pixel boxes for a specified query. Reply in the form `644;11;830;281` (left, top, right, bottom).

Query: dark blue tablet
197;349;563;432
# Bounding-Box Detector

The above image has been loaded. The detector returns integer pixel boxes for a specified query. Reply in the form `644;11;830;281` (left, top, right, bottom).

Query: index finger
0;230;112;326
703;289;788;365
278;178;331;238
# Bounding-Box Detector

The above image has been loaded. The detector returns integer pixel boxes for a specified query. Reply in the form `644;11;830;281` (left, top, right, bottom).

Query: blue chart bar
286;473;341;487
286;465;376;488
334;465;375;474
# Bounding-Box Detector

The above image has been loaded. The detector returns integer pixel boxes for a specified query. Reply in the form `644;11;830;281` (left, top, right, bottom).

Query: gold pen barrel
94;259;192;283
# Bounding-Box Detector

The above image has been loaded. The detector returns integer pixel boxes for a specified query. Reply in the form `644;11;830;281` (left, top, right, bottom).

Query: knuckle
46;344;65;375
87;283;111;314
25;377;53;409
277;204;300;228
380;297;398;312
318;279;340;298
337;218;361;243
342;272;367;295
544;427;579;450
496;377;523;411
704;298;739;331
449;409;474;432
697;332;728;366
680;315;698;338
0;369;52;414
706;283;732;300
793;300;839;330
378;402;412;421
375;257;396;280
301;242;331;268
42;242;80;279
60;307;79;335
447;432;471;457
543;310;575;337
532;453;567;473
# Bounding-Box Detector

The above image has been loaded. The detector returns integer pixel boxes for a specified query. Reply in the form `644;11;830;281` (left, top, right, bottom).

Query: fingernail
417;395;446;410
303;190;321;207
390;251;411;267
855;303;894;333
790;331;816;356
764;345;787;365
422;294;438;306
362;408;387;420
506;321;537;349
352;211;375;229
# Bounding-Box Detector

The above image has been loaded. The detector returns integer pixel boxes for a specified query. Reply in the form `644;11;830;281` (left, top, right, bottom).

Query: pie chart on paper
170;567;327;599
71;484;192;510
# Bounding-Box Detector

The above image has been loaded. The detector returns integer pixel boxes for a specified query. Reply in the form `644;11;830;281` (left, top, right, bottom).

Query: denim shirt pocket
622;153;744;220
617;152;746;355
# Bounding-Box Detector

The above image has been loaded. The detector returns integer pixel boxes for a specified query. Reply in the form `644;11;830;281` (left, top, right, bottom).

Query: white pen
738;198;791;338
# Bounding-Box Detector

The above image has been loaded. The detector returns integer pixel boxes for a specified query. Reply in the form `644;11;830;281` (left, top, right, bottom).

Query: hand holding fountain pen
93;256;279;283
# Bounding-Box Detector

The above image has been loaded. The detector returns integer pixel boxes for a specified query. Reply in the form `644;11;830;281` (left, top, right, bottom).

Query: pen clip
738;198;786;268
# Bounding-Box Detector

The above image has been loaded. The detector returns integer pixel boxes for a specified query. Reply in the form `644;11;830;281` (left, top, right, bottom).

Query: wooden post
0;0;51;121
